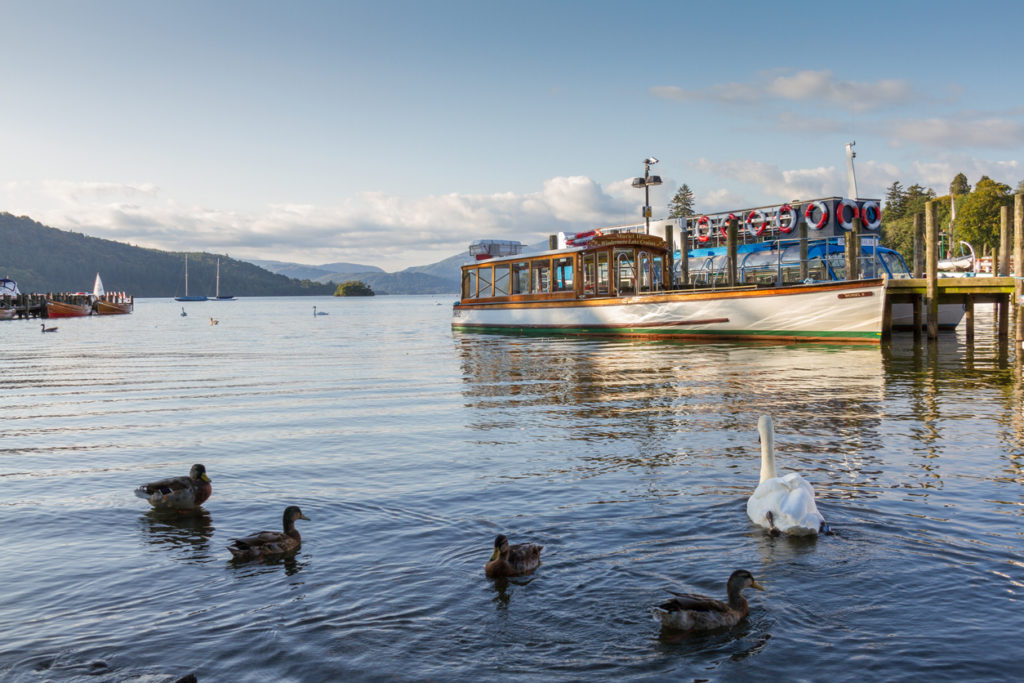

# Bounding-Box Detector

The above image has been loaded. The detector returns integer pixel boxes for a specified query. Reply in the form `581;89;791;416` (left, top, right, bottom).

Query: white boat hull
891;302;965;330
453;280;885;343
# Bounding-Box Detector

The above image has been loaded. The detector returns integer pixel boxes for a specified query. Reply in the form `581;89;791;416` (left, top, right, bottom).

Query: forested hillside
0;213;335;296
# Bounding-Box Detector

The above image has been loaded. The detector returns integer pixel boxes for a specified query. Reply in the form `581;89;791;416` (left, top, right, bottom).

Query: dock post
1000;206;1011;276
913;213;924;278
799;217;808;281
925;201;939;339
844;227;860;279
912;295;922;340
726;217;738;287
548;235;557;250
965;295;975;342
1015;193;1023;350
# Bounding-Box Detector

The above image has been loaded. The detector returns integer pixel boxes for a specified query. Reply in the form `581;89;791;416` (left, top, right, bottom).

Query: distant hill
252;256;465;294
248;259;384;281
0;212;335;296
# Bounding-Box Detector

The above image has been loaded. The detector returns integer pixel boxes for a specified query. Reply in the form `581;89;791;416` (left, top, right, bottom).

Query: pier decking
884;276;1019;341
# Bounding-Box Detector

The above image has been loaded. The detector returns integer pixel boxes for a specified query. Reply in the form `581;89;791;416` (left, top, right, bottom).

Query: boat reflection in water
138;509;215;564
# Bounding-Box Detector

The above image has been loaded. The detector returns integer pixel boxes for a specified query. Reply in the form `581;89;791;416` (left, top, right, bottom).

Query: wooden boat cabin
461;232;670;304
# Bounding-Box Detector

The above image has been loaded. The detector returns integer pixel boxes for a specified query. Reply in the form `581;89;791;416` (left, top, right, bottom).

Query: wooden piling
913;296;922;340
548;234;557;250
965;295;975;342
1015;193;1023;349
925;201;939;339
799;218;808;281
1000;206;1010;276
726;217;738;287
913;213;924;278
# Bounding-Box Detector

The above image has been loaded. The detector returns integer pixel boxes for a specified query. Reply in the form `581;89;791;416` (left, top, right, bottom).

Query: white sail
93;273;105;297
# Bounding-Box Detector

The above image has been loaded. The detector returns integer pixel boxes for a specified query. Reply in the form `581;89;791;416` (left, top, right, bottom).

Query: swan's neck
759;423;777;483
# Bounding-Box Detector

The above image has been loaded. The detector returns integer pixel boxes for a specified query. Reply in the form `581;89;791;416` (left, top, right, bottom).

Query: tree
949;173;970;196
955;176;1012;250
334;280;375;296
667;184;696;218
883;181;905;220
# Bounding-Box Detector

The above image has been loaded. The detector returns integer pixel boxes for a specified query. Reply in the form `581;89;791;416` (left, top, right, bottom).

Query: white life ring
566;229;601;246
777;204;797;233
696;216;711;243
837;198;860;231
860;200;881;230
804;201;829;230
745;210;769;237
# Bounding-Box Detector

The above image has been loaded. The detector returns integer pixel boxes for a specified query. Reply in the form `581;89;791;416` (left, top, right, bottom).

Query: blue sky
1;0;1022;270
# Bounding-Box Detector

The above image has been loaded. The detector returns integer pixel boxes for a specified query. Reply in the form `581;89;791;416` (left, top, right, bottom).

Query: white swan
746;415;828;536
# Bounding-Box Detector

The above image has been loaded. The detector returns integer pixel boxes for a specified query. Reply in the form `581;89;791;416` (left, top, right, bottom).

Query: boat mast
845;141;859;200
184;255;189;296
216;258;220;298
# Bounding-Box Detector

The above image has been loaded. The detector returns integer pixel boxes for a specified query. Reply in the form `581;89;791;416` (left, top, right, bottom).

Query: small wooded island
334;280;374;296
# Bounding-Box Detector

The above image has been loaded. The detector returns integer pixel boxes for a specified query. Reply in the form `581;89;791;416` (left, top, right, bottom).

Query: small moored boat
45;297;93;318
92;273;133;315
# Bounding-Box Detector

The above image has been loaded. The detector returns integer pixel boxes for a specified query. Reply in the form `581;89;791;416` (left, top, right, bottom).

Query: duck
41;323;58;332
485;534;543;578
209;317;219;325
227;506;310;561
656;569;765;632
746;415;828;536
134;463;212;512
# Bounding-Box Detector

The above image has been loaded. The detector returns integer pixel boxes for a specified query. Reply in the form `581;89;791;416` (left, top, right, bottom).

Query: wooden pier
0;292;133;319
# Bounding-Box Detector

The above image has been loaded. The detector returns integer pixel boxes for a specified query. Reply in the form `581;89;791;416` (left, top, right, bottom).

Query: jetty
0;291;134;318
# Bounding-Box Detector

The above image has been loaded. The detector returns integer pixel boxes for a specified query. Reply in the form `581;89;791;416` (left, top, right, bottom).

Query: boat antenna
845;141;859;200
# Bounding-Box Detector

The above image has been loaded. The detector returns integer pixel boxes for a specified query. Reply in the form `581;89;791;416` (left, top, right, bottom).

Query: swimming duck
134;463;212;512
41;323;58;332
656;569;765;632
227;506;310;561
485;534;542;578
209;317;219;325
746;415;828;536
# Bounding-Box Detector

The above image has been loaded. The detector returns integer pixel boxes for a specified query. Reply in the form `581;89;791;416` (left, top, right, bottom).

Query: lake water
1;296;1022;682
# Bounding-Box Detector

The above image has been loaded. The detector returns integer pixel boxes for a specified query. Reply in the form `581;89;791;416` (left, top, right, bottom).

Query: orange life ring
804;201;828;230
860;200;881;230
777;204;797;233
696;215;711;243
837;198;859;231
745;209;769;236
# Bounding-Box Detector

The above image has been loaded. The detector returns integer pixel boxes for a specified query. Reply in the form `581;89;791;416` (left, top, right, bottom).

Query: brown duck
656;569;765;632
227;506;310;562
485;534;542;578
134;464;211;512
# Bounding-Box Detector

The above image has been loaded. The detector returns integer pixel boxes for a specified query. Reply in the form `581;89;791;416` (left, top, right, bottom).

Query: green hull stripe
451;324;880;340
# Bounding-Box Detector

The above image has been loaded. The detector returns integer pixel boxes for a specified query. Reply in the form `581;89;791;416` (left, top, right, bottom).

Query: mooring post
799;217;809;281
1000;206;1011;276
726;217;738;287
965;295;975;342
548;234;557;250
913;213;924;278
913;295;922;340
1015;193;1023;350
925;201;939;339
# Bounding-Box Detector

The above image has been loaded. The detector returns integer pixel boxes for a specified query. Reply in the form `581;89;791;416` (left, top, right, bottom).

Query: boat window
652;255;664;289
531;260;550;293
553;256;574;292
511;262;530;294
615;248;635;295
638;251;652;292
881;252;911;278
477;266;493;297
494;264;510;296
583;254;596;296
597;251;609;295
463;269;476;299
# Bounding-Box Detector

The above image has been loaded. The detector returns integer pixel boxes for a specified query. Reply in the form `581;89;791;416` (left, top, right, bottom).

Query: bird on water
41;323;58;332
227;505;311;562
485;534;543;578
134;464;212;512
655;569;765;632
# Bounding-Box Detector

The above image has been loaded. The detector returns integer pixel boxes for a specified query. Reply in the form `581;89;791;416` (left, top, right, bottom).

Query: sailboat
175;254;208;302
213;258;235;300
92;272;133;314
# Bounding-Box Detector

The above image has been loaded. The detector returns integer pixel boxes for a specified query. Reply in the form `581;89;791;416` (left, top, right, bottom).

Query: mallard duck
485;534;542;578
746;415;828;536
656;569;765;632
227;506;310;561
134;464;212;512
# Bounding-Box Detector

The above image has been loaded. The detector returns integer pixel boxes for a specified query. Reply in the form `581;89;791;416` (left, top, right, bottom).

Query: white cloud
651;69;914;113
885;116;1024;148
0;177;642;269
692;158;840;202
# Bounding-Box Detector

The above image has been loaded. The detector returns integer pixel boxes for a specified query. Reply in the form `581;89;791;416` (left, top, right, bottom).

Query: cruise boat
452;224;886;344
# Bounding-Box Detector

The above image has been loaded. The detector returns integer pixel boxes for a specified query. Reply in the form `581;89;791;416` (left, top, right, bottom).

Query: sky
2;0;1023;271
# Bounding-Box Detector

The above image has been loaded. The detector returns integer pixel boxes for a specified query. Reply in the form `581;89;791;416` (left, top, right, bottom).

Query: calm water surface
1;296;1022;681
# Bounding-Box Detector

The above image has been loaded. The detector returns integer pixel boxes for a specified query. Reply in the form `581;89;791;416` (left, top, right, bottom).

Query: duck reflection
487;574;536;611
138;509;214;562
227;553;308;577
